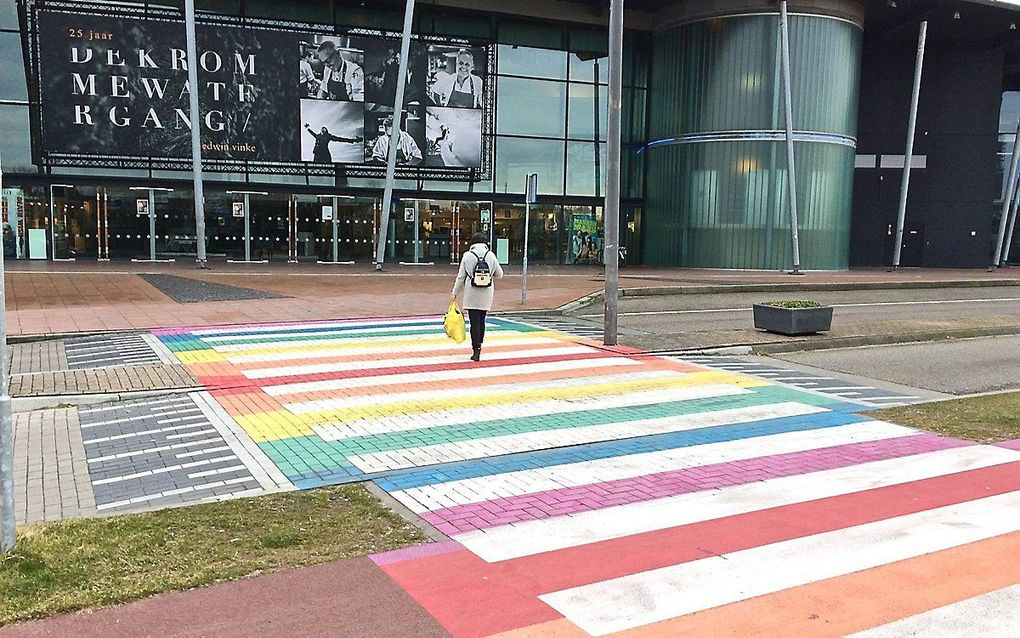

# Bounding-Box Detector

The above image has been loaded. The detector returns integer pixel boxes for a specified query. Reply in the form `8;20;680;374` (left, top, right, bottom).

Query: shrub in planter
752;299;833;336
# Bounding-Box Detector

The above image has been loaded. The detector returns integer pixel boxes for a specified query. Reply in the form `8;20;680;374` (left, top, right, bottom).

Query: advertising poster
31;6;489;171
569;212;602;265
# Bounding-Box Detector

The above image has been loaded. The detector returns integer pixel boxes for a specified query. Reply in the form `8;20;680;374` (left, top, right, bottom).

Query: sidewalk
6;260;1019;337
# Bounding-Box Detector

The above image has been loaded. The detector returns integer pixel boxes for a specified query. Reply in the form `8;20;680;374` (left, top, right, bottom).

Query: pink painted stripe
369;540;464;566
997;439;1020;451
421;433;970;535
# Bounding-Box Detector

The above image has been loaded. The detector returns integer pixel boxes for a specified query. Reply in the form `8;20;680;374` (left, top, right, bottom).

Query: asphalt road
773;335;1020;395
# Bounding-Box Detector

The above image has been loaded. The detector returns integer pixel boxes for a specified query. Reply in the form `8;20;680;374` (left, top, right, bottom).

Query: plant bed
752;300;833;336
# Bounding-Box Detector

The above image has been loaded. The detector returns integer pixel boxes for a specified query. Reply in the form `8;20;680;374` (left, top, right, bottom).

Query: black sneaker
470;349;480;362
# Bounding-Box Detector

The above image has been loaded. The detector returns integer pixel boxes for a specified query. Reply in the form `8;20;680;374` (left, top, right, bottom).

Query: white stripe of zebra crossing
210;327;515;353
343;402;826;473
188;464;248;479
391;421;918;513
82;408;202;428
849;584;1020;637
91;455;238;485
313;383;748;441
95;476;256;511
79;397;195;414
538;489;1020;635
83;423;210;444
87;438;223;463
192;317;442;336
456;445;1020;563
243;345;595;380
286;370;684;415
201;323;447;343
262;356;642;396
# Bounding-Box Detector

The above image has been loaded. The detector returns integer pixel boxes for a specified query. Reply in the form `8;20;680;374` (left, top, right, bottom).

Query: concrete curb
748;325;1020;355
364;482;450;543
12;387;202;413
560;278;1020;311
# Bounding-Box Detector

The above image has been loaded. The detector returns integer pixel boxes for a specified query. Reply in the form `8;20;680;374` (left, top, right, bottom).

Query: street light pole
603;0;623;346
0;148;15;553
892;21;927;271
779;1;803;275
184;0;207;268
374;0;416;271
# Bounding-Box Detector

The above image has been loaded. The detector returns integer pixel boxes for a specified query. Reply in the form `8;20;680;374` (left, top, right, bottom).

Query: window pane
1;0;18;30
497;45;567;80
0;104;34;172
568;83;607;141
569;53;608;84
499;21;564;50
497;77;566;138
0;32;27;102
494;137;564;195
566;141;605;196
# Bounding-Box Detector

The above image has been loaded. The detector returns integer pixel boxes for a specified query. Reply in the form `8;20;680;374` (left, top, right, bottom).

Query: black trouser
468;309;487;350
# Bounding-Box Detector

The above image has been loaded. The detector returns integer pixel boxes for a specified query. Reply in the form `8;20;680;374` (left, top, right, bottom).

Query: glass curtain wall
645;12;862;270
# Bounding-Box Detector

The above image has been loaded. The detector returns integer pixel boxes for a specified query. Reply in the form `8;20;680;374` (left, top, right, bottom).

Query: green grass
760;300;823;309
0;485;428;626
868;391;1020;443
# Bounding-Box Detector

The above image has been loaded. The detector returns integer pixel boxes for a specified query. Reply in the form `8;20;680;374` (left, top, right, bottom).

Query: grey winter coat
452;243;504;311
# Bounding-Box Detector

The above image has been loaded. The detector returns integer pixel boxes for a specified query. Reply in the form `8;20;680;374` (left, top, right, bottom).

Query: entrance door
49;185;101;260
391;199;428;264
250;193;289;262
335;196;377;263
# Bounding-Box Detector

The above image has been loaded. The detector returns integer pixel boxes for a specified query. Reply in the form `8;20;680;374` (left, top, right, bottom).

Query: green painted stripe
202;324;521;347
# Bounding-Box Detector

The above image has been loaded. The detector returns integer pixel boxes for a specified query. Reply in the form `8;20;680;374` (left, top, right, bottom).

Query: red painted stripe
241;351;638;387
383;461;1020;637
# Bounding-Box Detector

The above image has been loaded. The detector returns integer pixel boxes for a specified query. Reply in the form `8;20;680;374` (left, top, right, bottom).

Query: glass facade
645;12;862;270
3;0;649;265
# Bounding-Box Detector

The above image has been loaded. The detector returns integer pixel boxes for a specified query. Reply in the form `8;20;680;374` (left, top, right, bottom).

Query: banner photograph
29;5;490;171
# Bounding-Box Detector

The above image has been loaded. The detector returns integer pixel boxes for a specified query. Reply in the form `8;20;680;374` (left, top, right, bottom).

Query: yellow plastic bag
443;301;466;344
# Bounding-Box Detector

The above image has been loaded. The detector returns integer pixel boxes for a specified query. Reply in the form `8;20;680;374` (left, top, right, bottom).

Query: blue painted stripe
373;410;869;491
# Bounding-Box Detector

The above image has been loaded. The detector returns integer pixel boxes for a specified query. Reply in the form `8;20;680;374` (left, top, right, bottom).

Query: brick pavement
13;408;96;524
9;364;199;397
8;341;66;376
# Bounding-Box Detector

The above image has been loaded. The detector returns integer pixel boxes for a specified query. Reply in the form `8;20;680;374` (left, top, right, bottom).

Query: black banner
32;6;489;170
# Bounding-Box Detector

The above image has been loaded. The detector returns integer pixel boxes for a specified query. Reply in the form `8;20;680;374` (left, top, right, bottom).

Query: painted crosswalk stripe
456;445;1020;562
849;584;1020;637
539;489;1020;635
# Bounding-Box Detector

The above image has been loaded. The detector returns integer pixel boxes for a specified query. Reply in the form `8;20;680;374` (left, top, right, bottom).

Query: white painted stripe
188;464;248;479
83;423;209;444
165;428;218;440
285;370;685;415
210;328;498;353
202;323;448;343
225;335;562;364
344;402;828;473
96;476;256;511
87;438;222;463
314;383;749;441
78;397;194;414
815;386;872;392
81;407;203;428
65;351;155;362
175;445;232;459
155;414;209;425
191;391;293;490
392;421;919;513
773;376;834;382
849;584;1020;637
457;446;1020;563
191;316;442;336
263;356;643;396
92;455;237;485
243;345;595;380
539;489;1020;635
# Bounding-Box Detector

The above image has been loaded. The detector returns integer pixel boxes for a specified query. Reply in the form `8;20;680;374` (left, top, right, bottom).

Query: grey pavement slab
140;273;287;303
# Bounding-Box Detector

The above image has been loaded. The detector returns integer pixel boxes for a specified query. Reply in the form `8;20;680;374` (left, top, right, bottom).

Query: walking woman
452;232;504;361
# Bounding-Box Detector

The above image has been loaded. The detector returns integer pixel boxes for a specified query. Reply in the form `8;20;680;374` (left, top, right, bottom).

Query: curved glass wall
646;12;862;269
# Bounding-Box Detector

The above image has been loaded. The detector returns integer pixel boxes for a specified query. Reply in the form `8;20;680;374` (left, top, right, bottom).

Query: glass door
250;193;289;262
49;185;99;260
337;196;377;263
205;192;246;261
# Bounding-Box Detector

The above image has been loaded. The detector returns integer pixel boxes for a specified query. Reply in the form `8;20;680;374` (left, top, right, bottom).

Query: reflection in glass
0;33;28;102
497;44;567;80
566;141;606;197
567;83;608;141
496;77;566;138
494;137;564;196
0;105;33;172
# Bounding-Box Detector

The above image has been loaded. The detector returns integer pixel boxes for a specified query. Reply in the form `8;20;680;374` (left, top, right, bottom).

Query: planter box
752;304;833;336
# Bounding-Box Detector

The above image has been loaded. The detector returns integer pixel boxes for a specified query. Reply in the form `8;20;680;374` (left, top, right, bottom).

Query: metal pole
48;185;56;260
184;0;207;267
243;193;251;262
995;121;1020;269
413;201;420;263
332;196;339;263
779;1;803;275
1001;177;1020;266
522;195;530;305
374;0;416;270
148;188;156;261
892;21;927;270
603;0;623;346
0;148;15;553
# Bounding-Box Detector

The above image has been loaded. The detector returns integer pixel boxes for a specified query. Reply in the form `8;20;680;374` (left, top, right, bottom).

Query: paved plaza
7;313;1020;635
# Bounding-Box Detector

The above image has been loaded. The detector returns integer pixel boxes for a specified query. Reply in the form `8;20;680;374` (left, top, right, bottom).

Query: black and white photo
300;100;364;163
365;105;424;166
427;45;485;109
363;40;425;106
426;107;482;168
303;36;365;102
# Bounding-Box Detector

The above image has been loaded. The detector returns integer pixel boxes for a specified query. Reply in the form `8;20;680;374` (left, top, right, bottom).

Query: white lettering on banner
170;48;187;71
174;109;190;130
238;84;254;103
73;104;93;125
70;47;93;64
105;49;126;66
235;53;256;75
109;106;129;127
205;110;224;132
110;75;129;98
71;73;96;96
140;77;168;99
141;108;163;129
208;81;225;101
200;51;222;73
137;49;158;69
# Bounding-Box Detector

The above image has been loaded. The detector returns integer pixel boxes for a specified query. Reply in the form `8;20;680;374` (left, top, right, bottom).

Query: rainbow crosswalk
154;316;1020;637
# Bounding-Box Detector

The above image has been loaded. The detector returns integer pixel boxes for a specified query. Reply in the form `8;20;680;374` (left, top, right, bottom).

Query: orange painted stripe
274;359;697;403
488;619;587;638
606;530;1020;638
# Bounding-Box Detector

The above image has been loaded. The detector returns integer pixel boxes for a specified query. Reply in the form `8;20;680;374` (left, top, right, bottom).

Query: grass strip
868;392;1020;443
0;485;427;626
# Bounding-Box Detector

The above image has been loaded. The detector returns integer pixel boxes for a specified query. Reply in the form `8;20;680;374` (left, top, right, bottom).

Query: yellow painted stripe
175;350;228;364
238;370;768;441
216;330;571;358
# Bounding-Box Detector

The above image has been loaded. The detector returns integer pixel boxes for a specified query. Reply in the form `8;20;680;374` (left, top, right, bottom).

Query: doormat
140;274;288;304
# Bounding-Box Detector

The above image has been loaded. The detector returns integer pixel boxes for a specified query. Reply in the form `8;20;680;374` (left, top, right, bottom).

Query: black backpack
470;250;493;288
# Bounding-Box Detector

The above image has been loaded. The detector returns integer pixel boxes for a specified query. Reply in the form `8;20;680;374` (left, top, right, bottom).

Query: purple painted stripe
421;433;970;535
997;439;1020;451
369;540;464;566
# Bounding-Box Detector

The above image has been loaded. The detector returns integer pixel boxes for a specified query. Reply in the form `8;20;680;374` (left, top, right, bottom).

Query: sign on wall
26;3;491;175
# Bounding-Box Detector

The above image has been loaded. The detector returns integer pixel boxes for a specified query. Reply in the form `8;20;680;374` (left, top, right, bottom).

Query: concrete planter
752;304;833;336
